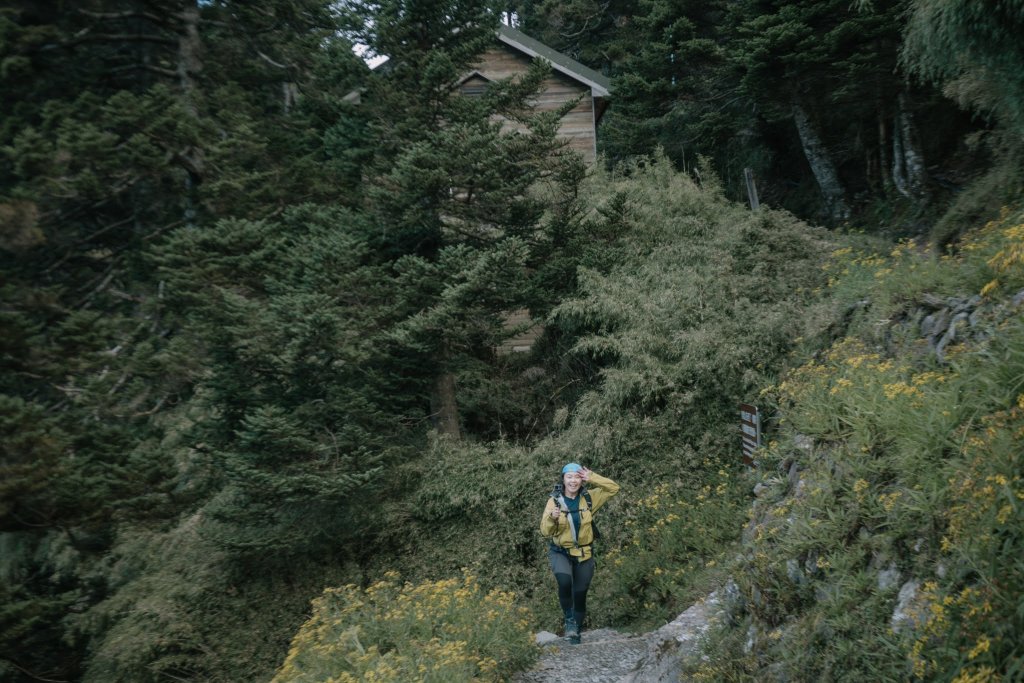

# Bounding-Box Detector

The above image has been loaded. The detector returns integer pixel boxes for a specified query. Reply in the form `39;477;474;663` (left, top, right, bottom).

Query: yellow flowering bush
273;570;536;682
911;396;1024;681
688;209;1024;681
819;212;1024;334
593;468;745;628
975;212;1024;295
773;335;957;455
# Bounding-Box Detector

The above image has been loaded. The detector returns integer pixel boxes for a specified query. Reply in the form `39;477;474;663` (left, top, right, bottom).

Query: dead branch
107;372;130;396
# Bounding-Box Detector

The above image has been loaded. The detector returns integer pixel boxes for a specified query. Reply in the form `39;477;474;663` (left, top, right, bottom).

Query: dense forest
2;1;1022;681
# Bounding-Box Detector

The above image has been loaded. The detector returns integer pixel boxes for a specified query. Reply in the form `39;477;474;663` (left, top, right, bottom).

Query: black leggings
548;547;595;625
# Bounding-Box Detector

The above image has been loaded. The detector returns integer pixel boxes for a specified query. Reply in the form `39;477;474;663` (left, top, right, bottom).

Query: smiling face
562;470;583;497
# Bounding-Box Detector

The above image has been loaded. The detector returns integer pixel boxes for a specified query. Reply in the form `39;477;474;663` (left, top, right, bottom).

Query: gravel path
512;592;719;683
511;628;649;683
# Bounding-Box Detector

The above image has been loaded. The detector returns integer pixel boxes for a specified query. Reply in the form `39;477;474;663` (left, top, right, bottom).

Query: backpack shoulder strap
582;490;601;540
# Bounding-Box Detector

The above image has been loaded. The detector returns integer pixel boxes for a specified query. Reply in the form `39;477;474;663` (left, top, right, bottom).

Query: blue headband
562;463;582;474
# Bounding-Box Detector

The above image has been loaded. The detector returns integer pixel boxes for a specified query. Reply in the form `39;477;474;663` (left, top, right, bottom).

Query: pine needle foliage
902;0;1024;136
153;204;412;558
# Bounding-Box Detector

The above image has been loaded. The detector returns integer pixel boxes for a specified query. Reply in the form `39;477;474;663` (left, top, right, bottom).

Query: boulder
891;579;926;634
620;591;720;683
535;631;561;646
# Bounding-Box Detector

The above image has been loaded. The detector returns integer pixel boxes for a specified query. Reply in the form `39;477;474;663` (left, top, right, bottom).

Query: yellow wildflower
967;635;991;660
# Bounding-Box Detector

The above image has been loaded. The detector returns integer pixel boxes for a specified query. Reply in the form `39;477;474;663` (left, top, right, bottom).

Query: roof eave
495;25;611;98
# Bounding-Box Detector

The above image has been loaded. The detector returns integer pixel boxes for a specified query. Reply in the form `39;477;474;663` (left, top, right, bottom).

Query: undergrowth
274;155;830;679
593;472;745;630
688;208;1024;681
273;571;535;682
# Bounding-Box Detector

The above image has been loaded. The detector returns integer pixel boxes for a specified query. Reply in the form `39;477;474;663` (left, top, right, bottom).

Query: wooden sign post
740;404;761;464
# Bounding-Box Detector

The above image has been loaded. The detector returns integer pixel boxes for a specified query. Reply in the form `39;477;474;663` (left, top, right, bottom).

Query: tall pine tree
338;0;585;438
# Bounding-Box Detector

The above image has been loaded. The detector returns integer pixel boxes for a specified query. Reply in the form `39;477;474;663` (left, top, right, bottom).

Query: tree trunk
177;1;202;117
892;91;927;199
431;370;461;439
877;107;893;194
283;82;299;113
177;0;203;225
792;101;850;220
892;113;907;197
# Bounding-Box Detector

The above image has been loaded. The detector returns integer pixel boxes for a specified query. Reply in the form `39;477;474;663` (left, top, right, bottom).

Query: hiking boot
564;616;580;644
572;610;585;644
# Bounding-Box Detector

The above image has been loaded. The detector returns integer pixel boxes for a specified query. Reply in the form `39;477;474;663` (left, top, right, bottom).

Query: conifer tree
513;0;637;72
338;0;585;438
725;0;915;217
152;205;410;558
902;0;1024;136
1;1;366;679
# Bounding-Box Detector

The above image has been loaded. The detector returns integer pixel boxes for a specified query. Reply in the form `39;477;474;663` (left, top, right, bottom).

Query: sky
351;12;518;68
353;42;388;69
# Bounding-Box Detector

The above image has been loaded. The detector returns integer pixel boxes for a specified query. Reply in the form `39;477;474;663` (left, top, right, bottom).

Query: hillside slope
688;211;1024;681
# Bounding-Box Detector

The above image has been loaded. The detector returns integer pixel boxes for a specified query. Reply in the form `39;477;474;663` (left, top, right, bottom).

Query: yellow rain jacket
540;472;620;562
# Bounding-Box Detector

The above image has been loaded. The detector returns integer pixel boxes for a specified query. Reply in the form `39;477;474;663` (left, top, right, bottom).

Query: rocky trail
512;592;720;683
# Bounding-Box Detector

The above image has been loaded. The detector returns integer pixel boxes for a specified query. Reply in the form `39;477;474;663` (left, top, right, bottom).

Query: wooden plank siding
500;308;545;354
471;45;598;164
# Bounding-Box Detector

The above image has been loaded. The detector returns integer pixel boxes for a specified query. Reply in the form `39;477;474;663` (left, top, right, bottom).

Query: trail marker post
740;403;761;465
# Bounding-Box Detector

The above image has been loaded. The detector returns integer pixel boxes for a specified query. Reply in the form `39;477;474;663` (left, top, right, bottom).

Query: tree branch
126;395;168;418
71;33;177;46
107;63;180;78
0;657;69;683
256;50;290;69
76;8;175;28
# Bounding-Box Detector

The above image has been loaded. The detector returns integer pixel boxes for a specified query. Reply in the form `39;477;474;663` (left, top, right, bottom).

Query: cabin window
460;76;490;98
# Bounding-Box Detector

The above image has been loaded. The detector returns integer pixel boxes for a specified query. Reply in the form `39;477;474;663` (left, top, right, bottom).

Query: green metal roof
496;25;611;97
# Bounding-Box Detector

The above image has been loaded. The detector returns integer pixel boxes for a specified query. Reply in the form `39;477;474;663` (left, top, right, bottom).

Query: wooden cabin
461;25;611;165
348;26;611;162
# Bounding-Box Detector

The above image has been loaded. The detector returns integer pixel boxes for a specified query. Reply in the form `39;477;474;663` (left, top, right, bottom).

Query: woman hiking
540;463;620;644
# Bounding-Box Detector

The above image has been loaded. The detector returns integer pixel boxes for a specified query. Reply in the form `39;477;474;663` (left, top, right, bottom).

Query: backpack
551;485;601;541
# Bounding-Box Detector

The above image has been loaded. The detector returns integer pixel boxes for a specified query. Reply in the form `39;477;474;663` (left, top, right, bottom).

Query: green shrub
273;570;536;683
930;139;1024;249
536;154;833;480
593;474;746;629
